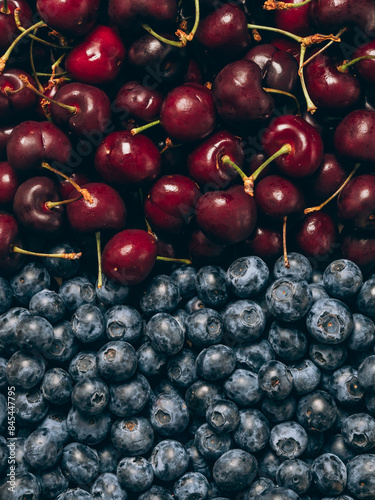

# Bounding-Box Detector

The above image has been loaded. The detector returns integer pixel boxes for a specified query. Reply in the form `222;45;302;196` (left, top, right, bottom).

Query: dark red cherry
0;161;18;205
254;175;305;220
66;183;127;233
244;44;299;93
309;153;347;201
270;38;301;61
6;121;71;173
0;125;14;160
337;174;375;232
295;211;338;260
13;176;63;233
144;174;201;234
0;69;38;122
160;83;216;143
187;130;244;189
59;172;90;199
248;153;273;182
114;82;164;125
242;224;283;262
261;115;324;178
341;230;375;271
65;25;126;85
213;60;274;128
184;59;202;84
95;131;161;187
196;4;250;59
274;0;313;36
0;214;24;272
195;185;257;245
334;110;375;162
102;229;157;285
0;0;32;51
304;52;361;109
353;40;375;84
108;0;177;28
36;0;100;36
50;82;112;138
188;227;230;265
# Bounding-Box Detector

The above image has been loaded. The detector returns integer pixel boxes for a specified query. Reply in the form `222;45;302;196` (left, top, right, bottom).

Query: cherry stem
96;231;102;289
338;55;375;72
304;162;361;214
263;87;301;115
263;0;313;10
220;156;249;183
45;196;82;210
41;162;94;204
131;119;161;136
157;256;192;265
1;0;10;14
299;27;347;74
29;29;43;92
12;246;82;260
247;23;302;43
283;216;290;268
299;43;317;114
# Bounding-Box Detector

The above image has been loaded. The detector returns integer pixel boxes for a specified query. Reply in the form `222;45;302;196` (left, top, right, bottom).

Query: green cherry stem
299;27;347;73
96;231;103;289
12;246;82;259
1;0;10;14
131;120;161;136
263;0;313;10
283;216;290;269
29;30;43;92
338;55;375;72
41;162;94;204
247;23;302;43
141;25;184;47
45;196;82;210
299;43;317;114
156;256;192;265
263;87;301;115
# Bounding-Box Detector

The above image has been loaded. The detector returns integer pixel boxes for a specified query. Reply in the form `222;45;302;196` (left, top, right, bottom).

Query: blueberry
171;266;197;299
244;478;275;499
307;298;353;344
67;407;111;445
269;421;308;459
206;399;240;434
261;395;297;423
366;392;375;415
10;262;51;306
150;439;189;481
342;413;375;451
323;259;363;298
348;314;375;351
24;427;62;469
7;350;46;390
309;342;347;371
258;486;301;499
72;377;109;416
305;430;325;458
0;277;12;314
110;416;154;456
61;442;99;484
234;340;275;373
258;360;293;400
312;453;347;495
91;472;127;500
194;423;232;460
146;313;185;355
15;314;54;353
138;486;173;500
97;341;137;382
43;241;81;278
59;276;96;312
196;344;236;381
0;436;7;475
266;276;313;323
296;390;337;432
96;443;120;474
140;275;181;314
309;283;329;303
150;392;189;436
234;408;270;453
289;359;321;395
347;454;375;499
172;308;188;334
186;308;224;347
258;448;283;481
37;466;69;499
117;456;154;492
71;304;104;343
226;256;270;298
223;299;266;344
357;278;375;317
105;305;143;343
195;265;228;308
358;355;375;391
29;289;66;324
322;434;356;463
0;472;41;500
44;320;79;363
213;449;258;491
38;411;70;446
0;306;30;356
15;389;49;425
268;321;308;362
173;472;210;500
223;368;262;406
167;349;198;387
185;440;211;479
273;252;313;282
136;341;167;377
276;459;312;494
109;373;151;418
41;368;73;405
185;380;223;417
69;350;99;382
96;274;130;306
329;366;365;406
56;488;94;500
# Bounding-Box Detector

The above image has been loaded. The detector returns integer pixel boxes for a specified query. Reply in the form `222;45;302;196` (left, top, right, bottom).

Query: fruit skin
0;70;38;121
337;175;375;232
0;0;33;52
37;0;100;36
0;214;24;272
334;110;375;163
254;175;305;220
108;0;177;28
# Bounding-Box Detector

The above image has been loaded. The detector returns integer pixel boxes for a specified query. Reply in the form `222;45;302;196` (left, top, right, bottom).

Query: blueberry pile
1;252;375;500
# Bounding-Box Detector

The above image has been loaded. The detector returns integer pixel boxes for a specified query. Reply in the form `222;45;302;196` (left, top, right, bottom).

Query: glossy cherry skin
196;185;257;245
188;228;230;265
66;183;127;233
0;69;38;122
254;175;305;220
0;162;18;206
341;230;375;271
114;82;164;124
334;110;375;162
65;25;126;85
13;176;63;233
242;224;283;262
6;121;72;173
274;0;313;36
95;131;161;187
213;60;274;128
270;38;301;61
187;130;244;189
50;83;112;138
59;172;90;199
0;0;32;51
261;115;324;178
102;229;157;286
196;4;250;59
144;174;201;234
244;44;299;93
337;174;375;232
295;211;338;260
108;0;177;28
353;40;375;84
36;0;100;36
184;59;202;84
0;125;13;160
0;214;24;272
309;154;347;202
304;52;361;109
160;83;216;143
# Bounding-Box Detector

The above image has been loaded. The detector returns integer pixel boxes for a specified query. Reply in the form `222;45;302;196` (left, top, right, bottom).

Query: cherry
102;229;157;286
261;115;324;178
0;161;18;205
65;25;126;85
352;40;375;84
308;153;347;202
12;176;64;233
341;230;375;272
187;130;244;189
144;174;201;234
248;153;274;182
213;60;274;128
337;174;375;232
114;81;164;125
304;51;361;109
254;175;305;220
334;110;375;163
188;227;230;265
35;79;67;120
184;59;202;84
66;182;127;234
59;172;90;199
0;0;32;52
108;0;177;28
195;185;257;245
295;211;338;260
0;69;37;122
0;124;13;159
195;4;250;59
271;38;301;60
244;44;299;93
36;0;100;36
273;0;313;37
159;83;216;143
6;120;72;172
95;131;161;187
0;213;24;272
242;224;283;262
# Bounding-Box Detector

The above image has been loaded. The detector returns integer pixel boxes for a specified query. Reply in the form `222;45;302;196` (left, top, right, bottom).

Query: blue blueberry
61;442;99;484
15;314;54;353
109;373;151;418
29;289;66;324
266;276;313;322
185;380;223;417
111;416;154;456
0;306;30;356
348;313;375;351
194;423;232;460
43;241;81;278
309;283;329;303
36;466;69;499
24;427;62;469
243;478;275;499
6;350;46;389
140;275;181;314
71;304;104;343
150;439;189;481
289;359;321;395
357;278;375;317
322;434;356;463
167;349;198;387
234;408;270;453
0;436;8;475
306;298;353;344
185;440;211;479
96;274;130;306
196;344;236;381
226;256;270;298
171;265;197;299
223;299;266;344
41;368;72;405
268;321;308;362
96;443;120;474
269;421;308;459
347;454;375;499
0;277;12;314
342;413;375;451
72;377;109;416
329;366;364;406
276;459;312;494
234;340;275;373
261;395;297;423
185;295;206;314
258;360;293;401
173;472;210;500
137;341;167;377
258;449;283;481
91;472;127;500
150;392;189;436
296;390;337;432
138;486;173;500
195;265;228;308
212;449;258;491
38;411;70;446
206;399;240;434
105;305;143;343
10;262;51;306
223;368;262;406
69;350;99;382
67;407;111;445
323;259;363;299
59;276;96;312
309;342;347;371
258;486;301;499
273;252;313;282
117;456;154;492
358;355;375;391
44;320;79;363
97;341;137;382
312;453;347;496
146;313;185;355
186;308;224;347
56;489;94;500
0;472;41;500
